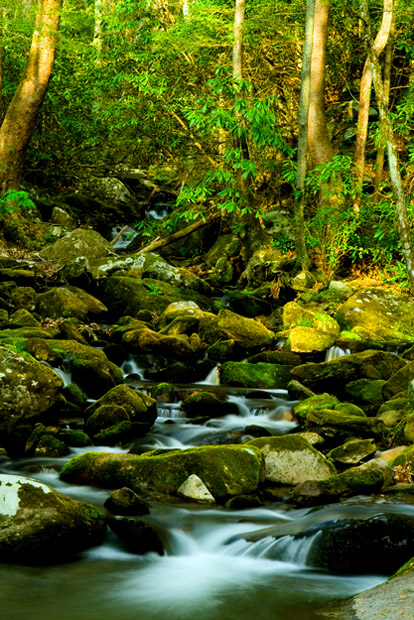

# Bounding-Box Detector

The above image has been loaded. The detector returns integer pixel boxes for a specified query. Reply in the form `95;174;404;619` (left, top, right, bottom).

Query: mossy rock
45;340;124;398
94;421;151;446
84;384;157;426
9;309;39;328
345;378;385;406
34;434;70;457
294;459;391;504
334;402;366;417
181;392;239;418
305;409;384;442
283;301;340;334
248;435;336;484
220;362;292;389
389;443;414;468
335;287;414;342
382;361;414;401
122;327;203;361
0;345;63;449
37;286;107;320
60;445;266;500
85;404;130;437
206;339;245;362
293;394;341;425
109;516;164;555
103;276;210;318
290;350;406;395
0;474;107;563
327;439;377;465
286;325;338;353
58;429;91;448
38;228;113;265
199;308;275;349
246;350;302;366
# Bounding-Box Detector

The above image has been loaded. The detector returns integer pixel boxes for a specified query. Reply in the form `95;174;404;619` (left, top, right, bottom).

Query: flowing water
0;358;392;620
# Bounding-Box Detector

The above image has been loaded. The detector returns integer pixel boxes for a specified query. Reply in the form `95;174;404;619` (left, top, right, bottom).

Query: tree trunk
354;0;393;209
361;0;414;293
307;0;333;169
374;12;394;200
294;0;315;270
0;0;62;194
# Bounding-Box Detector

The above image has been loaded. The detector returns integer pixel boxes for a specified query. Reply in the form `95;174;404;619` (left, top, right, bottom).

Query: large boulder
248;435;336;484
0;474;107;563
36;340;123;399
60;445;266;500
199;309;275;349
283;302;340;353
220;361;292;389
38;228;113;265
290;350;405;395
0;346;63;454
84;384;157;426
37;285;107;320
103;276;210;318
335;287;414;342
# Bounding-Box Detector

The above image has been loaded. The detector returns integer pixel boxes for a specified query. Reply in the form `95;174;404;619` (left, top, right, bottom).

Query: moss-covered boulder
85;404;130;437
37;285;107;320
103;276;210;318
290;350;405;395
335;287;414;342
84;384;157;426
389;444;414;469
0;474;107;563
60;445;265;500
9;309;39;328
382;361;414;401
286;326;337;353
293;394;341;425
0;346;63;454
327;439;377;465
305;408;385;442
109;516;164;555
306;512;414;574
220;361;292;389
345;378;385;407
122;327;203;360
104;487;149;516
44;340;123;398
283;302;340;352
38;228;113;265
181;392;239;418
246;350;302;366
293;459;391;504
199;308;275;349
248;435;336;484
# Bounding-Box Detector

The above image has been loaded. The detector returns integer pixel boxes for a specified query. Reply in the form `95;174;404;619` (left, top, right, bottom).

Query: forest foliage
1;0;414;286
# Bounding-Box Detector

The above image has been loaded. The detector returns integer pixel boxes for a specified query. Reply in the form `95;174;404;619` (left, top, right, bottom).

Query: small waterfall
196;365;220;386
52;365;72;386
121;356;145;379
325;346;351;362
223;532;321;566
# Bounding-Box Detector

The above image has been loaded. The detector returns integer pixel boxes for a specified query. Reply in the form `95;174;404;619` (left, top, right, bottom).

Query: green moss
293;394;341;425
220;361;292;389
60;445;265;499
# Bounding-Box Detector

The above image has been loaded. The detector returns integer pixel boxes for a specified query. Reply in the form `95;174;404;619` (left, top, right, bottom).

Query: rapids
0;359;392;620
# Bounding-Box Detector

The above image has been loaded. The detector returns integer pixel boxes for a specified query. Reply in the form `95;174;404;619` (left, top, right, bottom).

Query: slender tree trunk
361;0;414;293
354;0;393;209
294;0;315;270
232;0;249;199
307;0;333;169
0;0;62;194
374;13;394;200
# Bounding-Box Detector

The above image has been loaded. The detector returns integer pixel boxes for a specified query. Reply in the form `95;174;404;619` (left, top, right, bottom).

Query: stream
0;355;397;620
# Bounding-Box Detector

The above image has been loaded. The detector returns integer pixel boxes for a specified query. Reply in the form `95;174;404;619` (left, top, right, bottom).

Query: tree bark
0;0;62;194
374;12;394;200
354;0;393;209
294;0;315;270
361;0;414;293
307;0;333;169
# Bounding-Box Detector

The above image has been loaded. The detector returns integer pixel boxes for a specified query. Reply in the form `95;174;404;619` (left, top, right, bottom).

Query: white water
0;367;389;620
325;346;351;362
